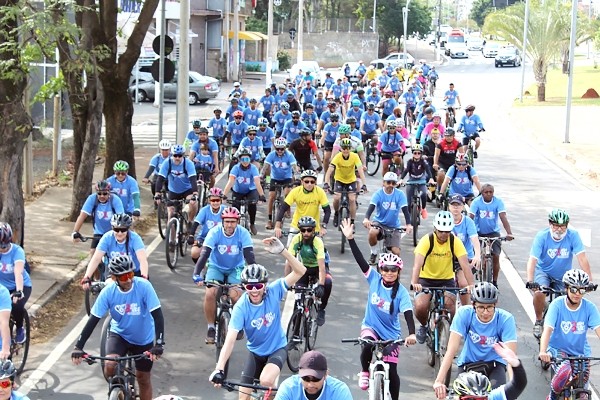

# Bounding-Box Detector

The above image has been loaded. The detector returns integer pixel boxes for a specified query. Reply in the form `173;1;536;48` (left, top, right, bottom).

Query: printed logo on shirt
114;303;141;316
236;176;251;185
468;331;497;346
250;312;276;330
478;210;496;219
97;210;112;220
547;248;570;259
217;244;240;255
370;292;391;313
381;202;397;210
560;320;585;335
273;161;289;169
114;188;129;196
109;251;128;259
453;177;470;184
171;169;186;177
0;263;14;274
206;220;218;229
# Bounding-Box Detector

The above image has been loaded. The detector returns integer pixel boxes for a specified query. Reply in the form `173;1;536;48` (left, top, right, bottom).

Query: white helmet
433;211;455;232
159;139;172;150
383;172;398;182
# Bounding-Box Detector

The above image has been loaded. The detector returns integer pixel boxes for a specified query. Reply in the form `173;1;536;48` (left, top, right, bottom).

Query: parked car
289;61;322;87
449;43;469;59
341;61;361;85
128;71;221;105
129;71;153;87
495;46;522;67
482;43;501;58
467;37;484;51
370;52;415;69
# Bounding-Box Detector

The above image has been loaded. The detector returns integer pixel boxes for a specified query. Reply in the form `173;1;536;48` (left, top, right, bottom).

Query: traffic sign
152;35;174;56
289;27;297;41
150;58;175;82
274;0;281;6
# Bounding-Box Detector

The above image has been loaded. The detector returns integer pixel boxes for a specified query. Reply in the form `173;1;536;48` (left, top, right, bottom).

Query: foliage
277;50;291;70
470;0;494;28
596;28;600;51
245;16;267;34
245;63;261;72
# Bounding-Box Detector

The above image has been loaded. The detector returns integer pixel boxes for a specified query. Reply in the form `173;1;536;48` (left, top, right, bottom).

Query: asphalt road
18;52;600;399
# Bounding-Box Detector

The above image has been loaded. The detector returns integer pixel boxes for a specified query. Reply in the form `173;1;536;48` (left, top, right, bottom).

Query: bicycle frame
550;356;600;399
477;237;506;283
83;353;146;399
222;380;277;400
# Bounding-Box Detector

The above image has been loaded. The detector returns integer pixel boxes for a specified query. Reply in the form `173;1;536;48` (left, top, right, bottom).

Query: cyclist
443;83;462;127
399;144;435;220
208;107;227;144
107;160;141;217
411;211;475;343
273;102;292;138
428;66;439;91
350;89;367;110
329;78;344;101
259;88;275;123
284;91;302;113
288;129;323;172
414;106;435;143
311;91;328;119
300;81;317;110
282;110;307;144
225;110;249;151
434;282;517;393
184;119;203;150
468;184;515;288
189;127;220;179
359;102;381;142
257;117;275;156
222;147;266;235
422;127;441;161
142;139;172;196
225;97;244;123
447;194;481;271
72;255;164;400
193;207;255;344
275;350;352;399
526;208;592;338
385;71;403;99
229;81;243;98
0;285;11;360
442;343;527;400
324;138;368;227
236;125;265;169
439;153;482;204
363;172;411;262
330;124;365;166
209;240;307;399
377;120;404;176
189;187;226;262
274;169;331;242
263;137;298;230
357;61;367;82
286;216;332;326
81;213;149;280
432;128;461;195
458;104;485;157
71;180;124;255
300;103;318;134
243;98;261;126
539;269;600;400
346;99;364;122
415;97;435;123
421;112;446;144
319;112;341;176
346;116;363;140
340;219;417;396
399;86;417;127
0;360;30;399
366;88;381;110
0;223;32;345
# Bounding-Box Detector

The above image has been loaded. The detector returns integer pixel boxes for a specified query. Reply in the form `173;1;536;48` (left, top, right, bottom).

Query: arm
243;247;256;265
472;175;481;193
142;165;156;180
151;307;165;344
317;258;326;286
321;204;331;226
576;252;592;280
222;175;236;198
439;175;451;195
253;176;265;197
215;329;238;371
83;249;106;280
279;243;307;288
401;205;411;226
433;332;462;397
72;211;89;241
74;315;102;350
433;148;441;168
411;253;425;290
193;246;212;275
470;236;481;267
526;256;538;283
136;249;149;279
312;145;323;167
0;311;10;359
324;165;334;186
341;220;371;274
498;212;514;240
457;255;475;286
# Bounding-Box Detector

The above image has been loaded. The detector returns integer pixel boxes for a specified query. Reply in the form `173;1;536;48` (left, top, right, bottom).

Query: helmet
562;269;590;288
455;153;468;163
366;102;376;110
386;120;397;129
0;360;16;381
298;216;317;228
351;99;361;107
171;144;185;156
230;97;239;103
113;160;129;171
326;72;331;76
301;169;318;180
233;110;243;118
445;127;456;136
280;103;290;110
305;103;314;109
378;253;403;270
192;119;201;127
338;124;351;135
198;127;209;134
108;254;135;276
424;107;434;115
208;187;223;198
548;208;570;225
214;107;222;113
300;129;312;137
453;371;492;396
330;113;339;121
425;96;433;103
396;119;405;127
258;117;269;125
465;104;476;112
433;211;455;232
412;144;423;153
111;213;133;228
340;138;352;148
471;282;499;304
384;89;394;96
233;81;241;87
383;172;398;182
274;137;287;149
159;139;172;150
241;263;269;283
432;112;441;119
346;117;357;124
96;180;111;192
291;111;301;118
247;125;258;133
238;147;252;157
279;84;286;90
221;207;241;219
0;223;13;247
249;98;257;103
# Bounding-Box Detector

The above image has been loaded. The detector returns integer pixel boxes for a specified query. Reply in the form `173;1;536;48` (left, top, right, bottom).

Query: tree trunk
537;83;546;102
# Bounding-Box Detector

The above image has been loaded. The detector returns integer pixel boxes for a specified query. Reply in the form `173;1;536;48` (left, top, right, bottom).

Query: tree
470;0;494;28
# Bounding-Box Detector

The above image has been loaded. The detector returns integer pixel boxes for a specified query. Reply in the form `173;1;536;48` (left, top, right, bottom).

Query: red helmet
221;207;241;219
233;110;243;118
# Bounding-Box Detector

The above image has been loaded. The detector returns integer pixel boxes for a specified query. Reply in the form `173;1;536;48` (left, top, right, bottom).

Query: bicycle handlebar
222;380;278;393
82;353;149;365
205;282;243;290
341;337;406;346
78;236;97;243
478;236;509;243
415;287;469;295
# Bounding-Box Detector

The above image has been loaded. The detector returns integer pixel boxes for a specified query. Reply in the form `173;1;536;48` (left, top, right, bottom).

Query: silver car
129;71;221;105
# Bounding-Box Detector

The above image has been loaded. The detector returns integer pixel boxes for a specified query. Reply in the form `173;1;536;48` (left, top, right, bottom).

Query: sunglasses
234;117;242;119
276;148;286;151
300;228;314;233
173;154;184;158
292;117;300;120
303;180;316;184
244;283;265;291
384;181;396;185
113;228;128;233
380;266;400;273
412;151;422;155
97;192;110;196
209;198;222;202
247;133;256;136
114;271;135;282
240;157;251;162
0;380;12;389
456;162;468;166
115;171;127;176
475;305;496;313
568;287;587;295
341;146;351;150
301;376;322;383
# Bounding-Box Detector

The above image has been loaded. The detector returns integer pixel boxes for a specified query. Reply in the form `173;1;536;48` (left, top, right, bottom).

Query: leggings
406;183;428;209
360;335;400;400
10;286;32;329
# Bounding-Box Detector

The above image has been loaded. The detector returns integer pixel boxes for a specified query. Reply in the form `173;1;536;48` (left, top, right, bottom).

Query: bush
277;50;291;71
245;64;261;72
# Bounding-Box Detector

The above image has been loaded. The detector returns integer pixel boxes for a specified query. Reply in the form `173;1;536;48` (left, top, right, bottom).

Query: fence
276;18;375;34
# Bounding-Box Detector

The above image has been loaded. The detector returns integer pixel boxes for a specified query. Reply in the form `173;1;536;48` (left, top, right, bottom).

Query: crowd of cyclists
19;58;589;400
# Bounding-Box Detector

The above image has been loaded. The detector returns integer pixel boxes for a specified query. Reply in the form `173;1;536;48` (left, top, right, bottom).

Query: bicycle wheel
272;198;281;228
165;219;179;270
466;146;474;167
100;316;112;382
178;221;187;258
108;387;125;400
339;206;349;254
435;318;452;388
366;143;380;176
373;373;385;400
157;201;168;239
411;202;420;247
9;312;29;375
286;310;307;372
216;311;231;378
306;302;319;350
483;258;493;283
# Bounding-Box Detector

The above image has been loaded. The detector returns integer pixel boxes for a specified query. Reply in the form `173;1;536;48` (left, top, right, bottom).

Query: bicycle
286;277;320;372
365;138;381;176
342;337;406;400
404;182;424;247
79;236;109;315
227;198;257;232
476;236;508;284
156;191;168;240
548;356;600;399
429;78;437;97
9;312;30;375
336;185;357;254
269;182;293;231
218;142;233;173
222;380;278;400
196;171;212;208
443;107;459;128
463;133;479;167
371;226;406;266
82;352;148;400
165;199;191;270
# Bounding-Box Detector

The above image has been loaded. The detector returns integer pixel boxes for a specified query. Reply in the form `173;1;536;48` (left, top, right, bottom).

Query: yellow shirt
366;69;377;81
414;234;467;280
285;186;329;230
331;152;362;184
288;234;325;268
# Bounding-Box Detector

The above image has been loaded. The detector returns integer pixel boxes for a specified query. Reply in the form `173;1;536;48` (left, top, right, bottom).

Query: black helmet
291;111;301;118
471;282;499;304
346;116;357;124
96;180;111;192
424;107;434;115
0;360;16;381
108;254;135;276
298;216;317;228
330;113;339;121
111;213;133;228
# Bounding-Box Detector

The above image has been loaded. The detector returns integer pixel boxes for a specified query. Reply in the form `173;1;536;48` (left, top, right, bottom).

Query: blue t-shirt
239;136;265;161
361;112;381;134
362;268;412;340
381;98;398;116
204;225;253;271
312;98;328;116
257;127;275;149
226;105;245;122
0;244;32;290
323;77;334;90
259;95;275;112
107;175;140;214
530;228;585;279
451;305;517;366
243;107;262;126
458;114;484;136
367;94;381;105
91;278;161;346
283;120;307;143
230;163;260;194
265;150;297;180
452;216;478;260
470;196;506;235
81;193;125;235
370;188;407;229
346;107;364;122
208;117;227;139
230;279;288;356
445;89;459;106
401;91;417;106
275;375;352;400
379;131;403;153
194;205;225;241
226;121;249;145
330;84;344;99
97;231;145;272
378;75;389;88
148;153;169;175
190;138;218;155
446;165;477;197
301;111;318;131
546;296;600;356
322;122;340;143
273;111;291;132
192;153;214;173
301;87;316;104
158;157;197;194
388;76;402;92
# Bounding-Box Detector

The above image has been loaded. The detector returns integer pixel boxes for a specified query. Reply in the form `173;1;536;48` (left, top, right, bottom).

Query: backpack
91;194;116;230
168;158;188;178
422;232;456;270
450;165;473;183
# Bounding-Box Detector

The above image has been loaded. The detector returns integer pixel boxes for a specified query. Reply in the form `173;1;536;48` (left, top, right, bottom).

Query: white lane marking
281;292;295;330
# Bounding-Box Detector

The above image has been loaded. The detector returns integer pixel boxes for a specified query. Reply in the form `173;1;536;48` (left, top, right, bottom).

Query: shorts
361;132;376;142
241;347;287;384
168;189;194;202
381;151;402;160
105;331;154;372
478;232;502;256
333;181;357;194
461;132;480;146
323;140;335;151
269;178;293;192
439;163;453;173
534;269;565;291
205;265;243;284
371;222;401;249
359;327;400;364
90;233;103;249
415;278;457;298
296;265;332;285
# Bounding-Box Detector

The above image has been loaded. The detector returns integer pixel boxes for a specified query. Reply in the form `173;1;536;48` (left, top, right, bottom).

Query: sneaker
421;208;428;219
333;213;339;228
368;253;378;265
473;151;478;159
15;327;26;344
358;371;370;391
416;325;427;344
265;220;273;230
236;330;245;341
317;309;326;326
533;320;543;339
205;327;216;344
250;224;258;235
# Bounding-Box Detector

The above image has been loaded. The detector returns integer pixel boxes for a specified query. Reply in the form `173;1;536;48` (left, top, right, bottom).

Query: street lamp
373;0;377;32
403;0;411;68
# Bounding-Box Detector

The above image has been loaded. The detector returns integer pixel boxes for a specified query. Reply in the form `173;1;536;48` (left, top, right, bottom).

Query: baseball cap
449;194;465;205
383;172;398;182
298;351;327;380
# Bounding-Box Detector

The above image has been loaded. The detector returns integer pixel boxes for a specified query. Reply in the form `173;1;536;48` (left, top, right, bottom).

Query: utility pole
519;0;530;103
157;0;166;141
372;0;377;32
176;0;190;145
266;0;273;87
233;0;240;82
403;0;412;68
225;0;230;81
52;47;61;177
298;0;304;64
564;0;578;143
